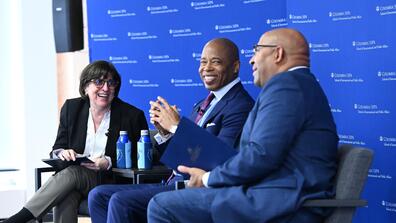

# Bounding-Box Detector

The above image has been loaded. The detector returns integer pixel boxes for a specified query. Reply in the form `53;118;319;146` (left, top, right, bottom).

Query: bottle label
137;142;153;169
125;141;132;169
116;142;126;168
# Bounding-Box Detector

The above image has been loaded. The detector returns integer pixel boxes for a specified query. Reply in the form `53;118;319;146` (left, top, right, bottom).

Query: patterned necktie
195;93;215;124
165;172;175;185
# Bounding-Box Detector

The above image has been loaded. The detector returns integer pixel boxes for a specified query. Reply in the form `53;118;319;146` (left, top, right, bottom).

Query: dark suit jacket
176;69;338;222
156;82;254;160
190;82;254;147
52;97;148;170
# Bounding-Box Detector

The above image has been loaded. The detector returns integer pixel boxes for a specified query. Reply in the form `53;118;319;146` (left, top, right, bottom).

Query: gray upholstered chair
302;144;374;223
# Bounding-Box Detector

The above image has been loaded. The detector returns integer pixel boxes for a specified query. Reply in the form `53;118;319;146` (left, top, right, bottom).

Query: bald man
88;38;254;223
147;28;338;223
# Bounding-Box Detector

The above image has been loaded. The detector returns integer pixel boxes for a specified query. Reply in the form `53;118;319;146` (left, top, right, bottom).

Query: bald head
199;38;240;91
262;28;310;68
250;28;310;87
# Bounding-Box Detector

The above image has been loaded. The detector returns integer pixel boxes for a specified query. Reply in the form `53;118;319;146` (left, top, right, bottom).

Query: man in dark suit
147;28;339;223
88;38;254;223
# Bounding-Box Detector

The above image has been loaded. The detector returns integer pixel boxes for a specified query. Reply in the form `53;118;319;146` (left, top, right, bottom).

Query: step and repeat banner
286;1;396;222
86;0;283;118
87;1;395;222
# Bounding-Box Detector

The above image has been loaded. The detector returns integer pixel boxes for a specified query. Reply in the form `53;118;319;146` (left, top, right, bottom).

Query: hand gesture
150;102;170;136
59;149;77;161
149;96;180;132
178;165;207;188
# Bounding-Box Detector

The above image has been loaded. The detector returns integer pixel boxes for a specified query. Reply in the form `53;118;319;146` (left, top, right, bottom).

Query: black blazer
52;97;148;169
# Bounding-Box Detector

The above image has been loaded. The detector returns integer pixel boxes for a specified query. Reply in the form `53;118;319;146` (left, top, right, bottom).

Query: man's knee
147;192;176;222
108;191;128;208
88;186;105;204
110;188;149;208
147;195;164;220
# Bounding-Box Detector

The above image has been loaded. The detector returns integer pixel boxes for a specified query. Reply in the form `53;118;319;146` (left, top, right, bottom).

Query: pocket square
206;122;216;127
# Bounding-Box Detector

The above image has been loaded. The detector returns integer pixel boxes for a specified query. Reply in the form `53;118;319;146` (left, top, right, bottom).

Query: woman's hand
81;156;109;171
59;149;78;161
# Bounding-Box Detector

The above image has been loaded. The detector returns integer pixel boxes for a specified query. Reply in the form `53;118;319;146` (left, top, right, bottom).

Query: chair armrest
136;173;172;184
35;167;55;191
135;166;172;184
302;199;367;207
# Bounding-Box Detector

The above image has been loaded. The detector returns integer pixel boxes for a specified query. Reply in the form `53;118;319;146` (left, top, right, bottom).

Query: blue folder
160;117;237;177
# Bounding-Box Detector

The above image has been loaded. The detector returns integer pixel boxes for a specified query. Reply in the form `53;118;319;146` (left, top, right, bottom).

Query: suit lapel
202;98;227;128
106;99;121;155
201;82;242;127
73;99;89;154
190;100;203;122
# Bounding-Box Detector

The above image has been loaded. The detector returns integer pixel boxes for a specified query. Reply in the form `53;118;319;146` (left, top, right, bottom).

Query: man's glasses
253;44;278;53
91;79;119;88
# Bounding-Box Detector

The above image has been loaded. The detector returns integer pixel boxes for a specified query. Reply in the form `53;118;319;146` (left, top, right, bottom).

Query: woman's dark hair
79;60;122;97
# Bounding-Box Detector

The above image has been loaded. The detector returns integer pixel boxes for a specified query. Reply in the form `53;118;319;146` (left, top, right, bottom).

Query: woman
4;60;148;223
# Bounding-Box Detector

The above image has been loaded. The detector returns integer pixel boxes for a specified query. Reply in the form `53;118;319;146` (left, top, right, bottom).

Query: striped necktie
195;93;215;124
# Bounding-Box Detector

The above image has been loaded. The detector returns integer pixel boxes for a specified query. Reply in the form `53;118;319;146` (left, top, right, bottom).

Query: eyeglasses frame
90;78;119;88
253;44;278;54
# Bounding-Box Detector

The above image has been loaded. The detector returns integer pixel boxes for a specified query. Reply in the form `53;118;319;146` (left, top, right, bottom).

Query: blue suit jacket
190;82;254;147
156;82;254;160
177;69;338;222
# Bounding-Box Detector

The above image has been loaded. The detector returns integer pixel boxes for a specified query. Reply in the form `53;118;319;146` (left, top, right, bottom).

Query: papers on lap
42;156;93;171
160;118;237;177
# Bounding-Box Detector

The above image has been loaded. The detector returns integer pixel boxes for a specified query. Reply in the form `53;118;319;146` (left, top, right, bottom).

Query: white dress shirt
53;109;113;169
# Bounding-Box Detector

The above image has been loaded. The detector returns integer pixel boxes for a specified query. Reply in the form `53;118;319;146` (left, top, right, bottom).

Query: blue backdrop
87;1;396;222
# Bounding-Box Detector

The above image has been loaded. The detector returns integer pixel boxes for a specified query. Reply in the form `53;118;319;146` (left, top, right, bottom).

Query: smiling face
79;60;122;111
85;75;116;110
249;33;279;87
199;40;239;91
249;29;311;87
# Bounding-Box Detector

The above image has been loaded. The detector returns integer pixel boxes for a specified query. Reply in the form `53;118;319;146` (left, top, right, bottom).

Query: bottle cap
141;130;149;135
120;130;128;135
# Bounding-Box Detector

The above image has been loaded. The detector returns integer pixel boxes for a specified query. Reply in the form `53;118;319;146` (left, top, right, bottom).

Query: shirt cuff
154;132;174;145
52;149;64;158
202;171;210;188
169;125;178;134
104;155;112;170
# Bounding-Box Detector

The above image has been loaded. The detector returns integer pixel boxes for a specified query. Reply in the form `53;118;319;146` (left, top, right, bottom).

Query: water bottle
116;131;132;169
137;130;153;169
